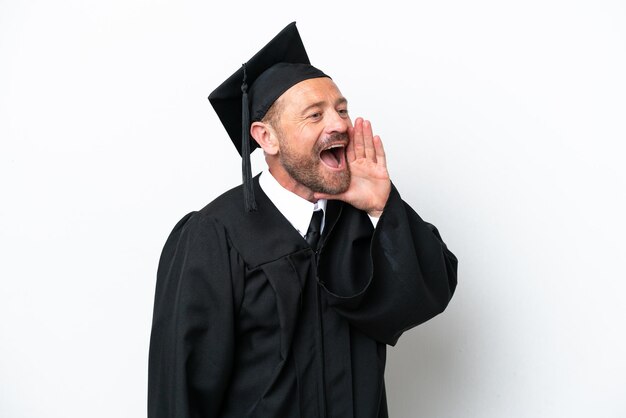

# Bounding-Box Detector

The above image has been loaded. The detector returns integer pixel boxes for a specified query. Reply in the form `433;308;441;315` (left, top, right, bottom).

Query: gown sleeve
148;212;241;417
319;184;458;346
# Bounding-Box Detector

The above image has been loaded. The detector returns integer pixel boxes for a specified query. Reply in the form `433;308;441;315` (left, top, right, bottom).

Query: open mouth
319;144;346;170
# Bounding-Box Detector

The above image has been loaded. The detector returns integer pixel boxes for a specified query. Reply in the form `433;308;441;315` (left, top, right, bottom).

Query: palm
315;118;391;216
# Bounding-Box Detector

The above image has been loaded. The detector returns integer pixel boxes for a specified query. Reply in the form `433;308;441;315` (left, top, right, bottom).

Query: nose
324;109;350;135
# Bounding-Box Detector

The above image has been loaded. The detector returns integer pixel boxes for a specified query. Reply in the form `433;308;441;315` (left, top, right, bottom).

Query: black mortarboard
208;22;329;212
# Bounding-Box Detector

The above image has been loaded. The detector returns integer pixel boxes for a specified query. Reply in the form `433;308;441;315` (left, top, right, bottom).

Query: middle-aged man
148;22;458;418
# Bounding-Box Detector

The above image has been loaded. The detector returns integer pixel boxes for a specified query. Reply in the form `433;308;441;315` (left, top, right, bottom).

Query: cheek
290;129;321;153
301;126;324;147
281;120;323;151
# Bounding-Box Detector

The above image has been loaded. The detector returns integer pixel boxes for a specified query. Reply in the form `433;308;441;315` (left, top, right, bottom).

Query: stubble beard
277;132;351;195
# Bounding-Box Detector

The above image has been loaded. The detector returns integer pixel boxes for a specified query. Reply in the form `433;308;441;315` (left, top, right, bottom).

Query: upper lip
320;141;348;152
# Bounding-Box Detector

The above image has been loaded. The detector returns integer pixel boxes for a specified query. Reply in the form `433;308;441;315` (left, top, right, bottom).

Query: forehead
278;77;345;110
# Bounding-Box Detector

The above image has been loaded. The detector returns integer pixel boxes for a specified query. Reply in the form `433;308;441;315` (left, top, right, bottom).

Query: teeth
325;144;345;150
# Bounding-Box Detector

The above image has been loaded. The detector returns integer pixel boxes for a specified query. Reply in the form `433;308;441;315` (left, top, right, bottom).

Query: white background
1;1;625;417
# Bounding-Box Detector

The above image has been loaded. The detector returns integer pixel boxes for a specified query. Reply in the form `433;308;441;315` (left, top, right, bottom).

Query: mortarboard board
208;22;329;212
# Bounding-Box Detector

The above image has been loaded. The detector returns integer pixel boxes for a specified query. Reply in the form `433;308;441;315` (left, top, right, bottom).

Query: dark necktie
304;209;324;251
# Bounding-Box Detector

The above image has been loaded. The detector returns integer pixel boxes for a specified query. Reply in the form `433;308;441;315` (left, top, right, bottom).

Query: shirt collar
259;170;327;237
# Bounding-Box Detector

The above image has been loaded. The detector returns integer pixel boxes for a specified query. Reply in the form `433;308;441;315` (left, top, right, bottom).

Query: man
148;22;457;418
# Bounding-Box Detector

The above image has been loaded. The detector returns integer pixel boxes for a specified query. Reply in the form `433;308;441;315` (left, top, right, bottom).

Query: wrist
366;182;391;218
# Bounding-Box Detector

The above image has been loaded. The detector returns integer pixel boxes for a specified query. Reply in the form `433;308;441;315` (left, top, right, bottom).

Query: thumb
313;191;347;201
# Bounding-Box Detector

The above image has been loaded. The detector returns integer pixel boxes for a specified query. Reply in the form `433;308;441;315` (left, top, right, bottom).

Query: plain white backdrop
1;1;625;417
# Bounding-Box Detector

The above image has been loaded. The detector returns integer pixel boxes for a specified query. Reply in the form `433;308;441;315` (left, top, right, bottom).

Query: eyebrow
300;97;348;115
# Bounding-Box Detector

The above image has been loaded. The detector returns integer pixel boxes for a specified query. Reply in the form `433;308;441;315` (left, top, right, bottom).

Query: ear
250;121;279;155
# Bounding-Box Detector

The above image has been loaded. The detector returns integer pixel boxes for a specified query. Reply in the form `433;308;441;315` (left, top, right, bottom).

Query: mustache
317;132;349;150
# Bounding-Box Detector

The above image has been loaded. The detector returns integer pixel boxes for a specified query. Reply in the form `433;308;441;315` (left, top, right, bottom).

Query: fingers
353;117;365;160
373;135;387;168
346;125;356;163
362;120;376;162
351;117;378;163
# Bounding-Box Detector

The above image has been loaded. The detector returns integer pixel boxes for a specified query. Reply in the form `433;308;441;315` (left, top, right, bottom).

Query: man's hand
314;117;391;217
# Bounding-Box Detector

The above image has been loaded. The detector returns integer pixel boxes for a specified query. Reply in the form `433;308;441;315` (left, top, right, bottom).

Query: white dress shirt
259;170;327;237
259;170;379;237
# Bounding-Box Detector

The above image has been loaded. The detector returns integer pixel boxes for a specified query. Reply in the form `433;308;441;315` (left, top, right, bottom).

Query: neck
268;167;317;203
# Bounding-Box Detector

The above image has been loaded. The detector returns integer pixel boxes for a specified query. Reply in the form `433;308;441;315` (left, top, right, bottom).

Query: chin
315;169;351;195
280;153;351;195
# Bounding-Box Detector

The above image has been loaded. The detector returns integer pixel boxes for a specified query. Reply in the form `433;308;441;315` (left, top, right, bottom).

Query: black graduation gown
148;176;457;418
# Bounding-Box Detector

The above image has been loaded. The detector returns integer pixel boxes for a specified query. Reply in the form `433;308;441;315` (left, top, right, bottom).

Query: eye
309;112;322;120
338;108;349;117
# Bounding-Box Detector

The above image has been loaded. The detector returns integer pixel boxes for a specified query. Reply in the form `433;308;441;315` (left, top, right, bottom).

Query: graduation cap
208;22;329;212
